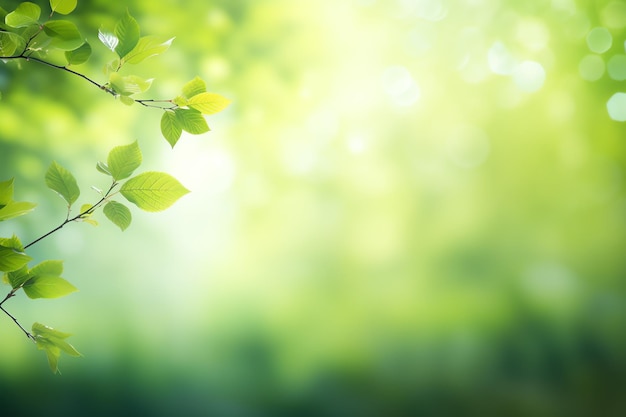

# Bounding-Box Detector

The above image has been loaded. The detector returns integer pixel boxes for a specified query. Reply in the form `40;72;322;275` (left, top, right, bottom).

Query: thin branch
0;304;35;342
2;182;119;340
1;53;177;108
24;181;118;250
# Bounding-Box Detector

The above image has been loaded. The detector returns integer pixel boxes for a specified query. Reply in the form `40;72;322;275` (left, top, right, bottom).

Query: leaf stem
1;181;119;340
0;54;174;108
24;181;118;250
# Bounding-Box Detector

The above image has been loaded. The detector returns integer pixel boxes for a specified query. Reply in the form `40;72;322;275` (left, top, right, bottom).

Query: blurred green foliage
1;0;626;415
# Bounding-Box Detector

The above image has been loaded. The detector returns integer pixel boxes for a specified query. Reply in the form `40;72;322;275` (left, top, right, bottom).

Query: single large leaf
5;265;30;289
45;161;80;206
175;108;209;134
103;201;132;231
0;178;36;221
0;201;36;222
0;31;25;55
182;76;206;99
114;10;140;58
5;2;40;28
30;259;64;277
161;110;182;148
49;0;77;15
120;171;189;212
23;275;77;299
43;20;83;50
0;178;14;207
187;92;231;115
107;141;142;181
65;41;91;65
0;245;31;272
122;35;174;65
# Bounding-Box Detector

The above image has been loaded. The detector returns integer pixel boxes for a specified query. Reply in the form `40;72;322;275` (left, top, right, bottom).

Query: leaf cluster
0;141;188;372
47;141;189;230
0;1;231;147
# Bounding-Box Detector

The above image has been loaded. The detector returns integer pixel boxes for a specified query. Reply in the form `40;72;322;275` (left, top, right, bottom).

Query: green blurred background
1;0;626;415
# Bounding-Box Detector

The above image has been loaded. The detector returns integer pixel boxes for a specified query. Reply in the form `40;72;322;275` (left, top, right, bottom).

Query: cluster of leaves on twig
0;0;229;372
0;0;230;147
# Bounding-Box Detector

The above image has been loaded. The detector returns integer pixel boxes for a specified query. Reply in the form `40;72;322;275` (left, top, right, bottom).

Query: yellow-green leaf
5;2;40;28
174;108;209;135
122;35;174;65
161;111;182;148
187;92;231;115
103;201;132;231
50;0;77;15
114;10;140;58
23;275;77;299
107;140;142;181
45;161;80;206
43;20;83;50
182;76;206;99
120;171;189;212
65;41;91;65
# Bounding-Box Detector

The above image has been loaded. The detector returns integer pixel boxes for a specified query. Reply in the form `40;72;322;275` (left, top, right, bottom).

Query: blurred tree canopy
1;0;626;416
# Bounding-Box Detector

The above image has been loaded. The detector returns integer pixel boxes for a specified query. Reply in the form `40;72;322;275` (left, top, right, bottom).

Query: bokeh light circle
607;54;626;80
513;61;546;92
579;54;605;81
607;92;626;121
586;27;612;53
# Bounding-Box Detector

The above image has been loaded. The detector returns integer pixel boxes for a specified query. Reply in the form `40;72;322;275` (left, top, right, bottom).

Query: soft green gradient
1;0;626;415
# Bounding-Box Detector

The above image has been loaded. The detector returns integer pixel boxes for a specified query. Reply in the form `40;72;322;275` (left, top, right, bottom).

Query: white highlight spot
607;92;626;121
513;60;546;92
488;41;516;75
381;65;421;107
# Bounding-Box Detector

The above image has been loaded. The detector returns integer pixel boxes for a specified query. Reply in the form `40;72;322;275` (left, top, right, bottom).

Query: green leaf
0;31;25;55
5;265;30;289
175;108;210;134
78;203;98;226
0;201;37;222
121;171;189;212
114;10;140;59
33;322;81;374
23;275;77;299
96;161;112;176
5;2;40;28
109;72;153;96
43;20;83;50
187;92;231;115
98;29;118;52
103;201;132;231
65;41;91;65
182;76;206;99
0;178;36;221
0;245;31;272
122;35;174;65
49;0;77;15
0;235;24;251
30;259;64;277
119;95;135;106
161;110;182;148
45;161;80;206
0;178;14;207
107;141;142;181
